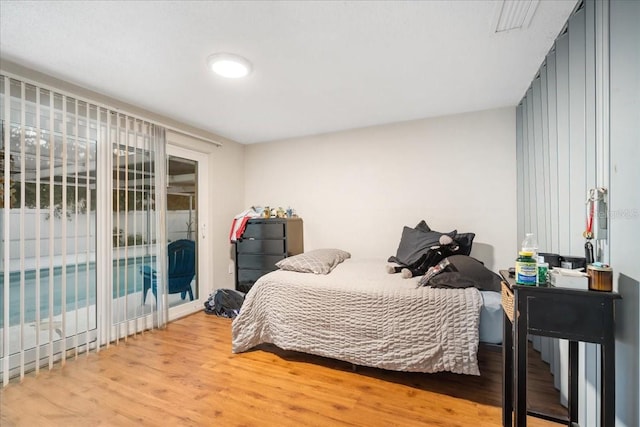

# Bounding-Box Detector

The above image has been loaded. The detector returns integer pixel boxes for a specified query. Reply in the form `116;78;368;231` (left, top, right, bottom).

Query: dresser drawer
243;222;286;239
237;254;285;270
236;239;286;254
238;268;269;282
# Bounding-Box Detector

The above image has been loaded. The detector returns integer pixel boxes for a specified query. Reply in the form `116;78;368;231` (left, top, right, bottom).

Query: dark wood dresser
234;218;304;293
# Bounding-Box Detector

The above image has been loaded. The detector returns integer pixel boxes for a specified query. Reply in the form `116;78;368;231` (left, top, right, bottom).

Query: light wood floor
0;313;565;426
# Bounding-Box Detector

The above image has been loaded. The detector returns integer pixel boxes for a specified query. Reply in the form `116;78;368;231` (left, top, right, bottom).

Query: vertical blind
0;74;168;385
516;1;609;425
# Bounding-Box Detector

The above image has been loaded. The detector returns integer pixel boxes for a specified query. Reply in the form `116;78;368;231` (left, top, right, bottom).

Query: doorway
165;145;208;319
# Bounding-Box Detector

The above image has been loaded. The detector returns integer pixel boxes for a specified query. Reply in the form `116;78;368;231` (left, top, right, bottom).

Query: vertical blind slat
516;104;524;244
123;115;129;341
540;65;553;253
568;8;587;256
105;109;112;349
132;122;138;335
61;94;68;367
85;103;91;356
555;32;571;255
47;89;55;371
546;49;560;254
34;87;42;374
73;99;79;359
532;77;546;251
2;76;9;387
19;81;26;382
115;114;121;345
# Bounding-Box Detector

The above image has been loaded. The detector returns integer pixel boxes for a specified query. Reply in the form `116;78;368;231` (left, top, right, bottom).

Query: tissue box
549;269;589;290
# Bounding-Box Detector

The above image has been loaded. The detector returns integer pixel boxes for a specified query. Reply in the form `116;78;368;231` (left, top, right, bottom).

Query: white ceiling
0;0;577;144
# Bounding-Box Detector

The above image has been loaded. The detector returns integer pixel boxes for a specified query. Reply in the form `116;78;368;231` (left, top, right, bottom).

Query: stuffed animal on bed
386;235;461;278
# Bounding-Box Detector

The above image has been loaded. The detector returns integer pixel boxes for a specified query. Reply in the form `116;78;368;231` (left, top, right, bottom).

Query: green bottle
515;251;537;285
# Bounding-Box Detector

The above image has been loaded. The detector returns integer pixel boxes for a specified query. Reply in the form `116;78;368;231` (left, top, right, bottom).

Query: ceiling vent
492;0;540;33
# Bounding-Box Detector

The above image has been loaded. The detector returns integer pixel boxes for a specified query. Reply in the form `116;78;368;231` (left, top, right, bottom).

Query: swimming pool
0;255;156;328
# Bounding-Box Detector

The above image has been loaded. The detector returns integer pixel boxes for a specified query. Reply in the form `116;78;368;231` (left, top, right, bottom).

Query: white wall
244;107;517;271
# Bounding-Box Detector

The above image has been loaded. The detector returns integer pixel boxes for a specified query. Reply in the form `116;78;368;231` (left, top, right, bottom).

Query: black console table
500;270;620;427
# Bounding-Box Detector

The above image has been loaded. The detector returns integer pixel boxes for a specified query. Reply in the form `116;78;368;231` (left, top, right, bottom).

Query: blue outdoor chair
141;239;196;304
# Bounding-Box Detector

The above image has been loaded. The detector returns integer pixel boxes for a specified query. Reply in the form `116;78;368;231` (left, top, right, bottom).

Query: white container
549;268;589;290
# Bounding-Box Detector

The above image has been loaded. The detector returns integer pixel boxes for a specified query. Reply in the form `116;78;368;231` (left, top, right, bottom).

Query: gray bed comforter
231;259;483;375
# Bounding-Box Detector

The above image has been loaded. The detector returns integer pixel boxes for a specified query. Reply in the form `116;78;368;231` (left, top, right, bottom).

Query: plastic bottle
515;251;537;285
521;233;538;258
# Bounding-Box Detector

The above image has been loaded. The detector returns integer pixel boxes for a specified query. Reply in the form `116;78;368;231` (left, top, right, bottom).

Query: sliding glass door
1;77;98;381
0;74;168;383
165;145;207;319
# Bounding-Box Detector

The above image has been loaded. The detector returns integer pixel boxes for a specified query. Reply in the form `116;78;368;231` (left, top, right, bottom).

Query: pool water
0;256;156;327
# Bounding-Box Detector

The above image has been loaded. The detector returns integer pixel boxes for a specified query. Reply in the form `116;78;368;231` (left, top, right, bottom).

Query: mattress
479;290;503;344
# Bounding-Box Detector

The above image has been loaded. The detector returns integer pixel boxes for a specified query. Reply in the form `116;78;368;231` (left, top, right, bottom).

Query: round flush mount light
206;53;252;78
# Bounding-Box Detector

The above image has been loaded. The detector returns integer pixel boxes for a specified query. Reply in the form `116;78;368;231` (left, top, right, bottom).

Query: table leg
503;311;513;427
568;341;578;424
602;336;615;427
514;294;528;426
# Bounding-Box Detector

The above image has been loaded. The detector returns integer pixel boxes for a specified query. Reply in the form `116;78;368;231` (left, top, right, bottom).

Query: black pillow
453;233;475;256
414;220;431;232
388;226;457;266
432;255;501;292
427;272;478;289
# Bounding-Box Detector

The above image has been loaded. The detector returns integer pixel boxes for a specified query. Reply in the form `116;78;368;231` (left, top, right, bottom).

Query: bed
231;256;503;376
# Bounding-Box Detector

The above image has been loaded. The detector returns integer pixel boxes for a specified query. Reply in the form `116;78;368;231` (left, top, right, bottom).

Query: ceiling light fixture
207;53;252;79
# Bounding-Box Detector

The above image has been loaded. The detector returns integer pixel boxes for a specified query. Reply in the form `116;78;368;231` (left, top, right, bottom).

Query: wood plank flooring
0;313;565;426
